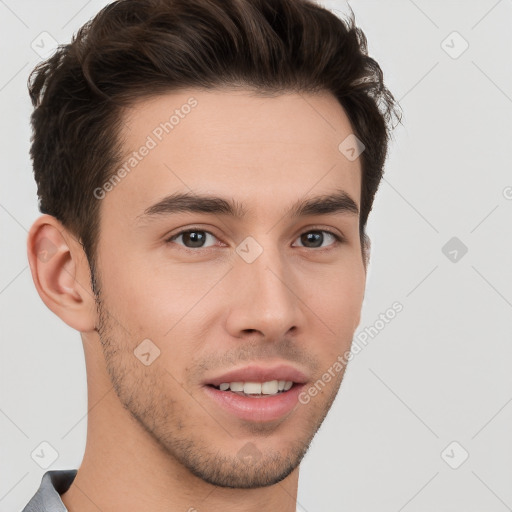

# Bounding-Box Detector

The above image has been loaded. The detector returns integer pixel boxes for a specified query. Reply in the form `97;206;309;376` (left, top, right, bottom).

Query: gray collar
22;470;77;512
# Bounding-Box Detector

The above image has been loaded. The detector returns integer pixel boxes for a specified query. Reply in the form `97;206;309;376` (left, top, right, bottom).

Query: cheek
103;257;225;368
306;260;365;347
97;254;178;341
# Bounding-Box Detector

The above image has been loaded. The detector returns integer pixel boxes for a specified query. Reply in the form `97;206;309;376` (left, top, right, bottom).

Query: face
92;87;366;488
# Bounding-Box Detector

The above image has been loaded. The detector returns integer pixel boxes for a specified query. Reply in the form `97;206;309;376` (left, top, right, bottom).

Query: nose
224;238;302;341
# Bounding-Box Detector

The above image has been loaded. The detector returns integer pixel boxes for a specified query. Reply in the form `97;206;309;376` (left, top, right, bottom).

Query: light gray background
1;1;511;511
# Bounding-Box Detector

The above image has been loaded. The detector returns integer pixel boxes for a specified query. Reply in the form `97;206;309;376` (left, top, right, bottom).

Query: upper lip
203;363;309;387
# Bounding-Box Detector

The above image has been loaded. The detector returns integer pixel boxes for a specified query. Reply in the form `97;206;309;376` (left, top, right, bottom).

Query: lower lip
202;384;305;423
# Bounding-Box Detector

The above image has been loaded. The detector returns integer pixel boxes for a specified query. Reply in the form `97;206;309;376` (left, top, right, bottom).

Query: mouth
202;364;308;422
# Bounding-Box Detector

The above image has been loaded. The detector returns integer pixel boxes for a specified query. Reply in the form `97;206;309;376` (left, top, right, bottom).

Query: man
23;0;400;510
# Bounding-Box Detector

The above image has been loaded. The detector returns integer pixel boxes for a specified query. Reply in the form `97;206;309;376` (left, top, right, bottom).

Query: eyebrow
135;189;359;224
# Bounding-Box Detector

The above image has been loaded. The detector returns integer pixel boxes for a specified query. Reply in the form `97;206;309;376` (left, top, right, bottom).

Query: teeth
261;380;278;394
216;380;294;395
244;382;261;394
230;382;244;392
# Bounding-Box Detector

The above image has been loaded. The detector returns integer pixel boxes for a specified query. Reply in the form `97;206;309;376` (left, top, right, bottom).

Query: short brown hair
28;0;401;284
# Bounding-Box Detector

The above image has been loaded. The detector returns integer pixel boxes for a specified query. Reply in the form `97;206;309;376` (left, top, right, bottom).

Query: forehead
104;88;362;224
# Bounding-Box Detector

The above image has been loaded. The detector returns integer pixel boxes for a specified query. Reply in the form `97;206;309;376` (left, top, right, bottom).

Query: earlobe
27;214;97;333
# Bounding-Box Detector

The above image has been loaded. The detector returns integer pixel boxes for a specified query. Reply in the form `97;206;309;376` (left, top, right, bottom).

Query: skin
27;88;368;512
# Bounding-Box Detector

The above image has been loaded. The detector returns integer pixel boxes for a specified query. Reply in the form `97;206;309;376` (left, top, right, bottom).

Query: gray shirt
22;470;77;512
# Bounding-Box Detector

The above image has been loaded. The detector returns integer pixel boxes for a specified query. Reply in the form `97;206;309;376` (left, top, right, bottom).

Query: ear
27;214;97;333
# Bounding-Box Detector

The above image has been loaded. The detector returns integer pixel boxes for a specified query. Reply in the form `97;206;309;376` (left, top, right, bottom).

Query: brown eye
166;229;217;249
165;227;343;252
294;230;342;249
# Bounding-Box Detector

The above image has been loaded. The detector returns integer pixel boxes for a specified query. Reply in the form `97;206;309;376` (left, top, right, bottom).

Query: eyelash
164;226;345;252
